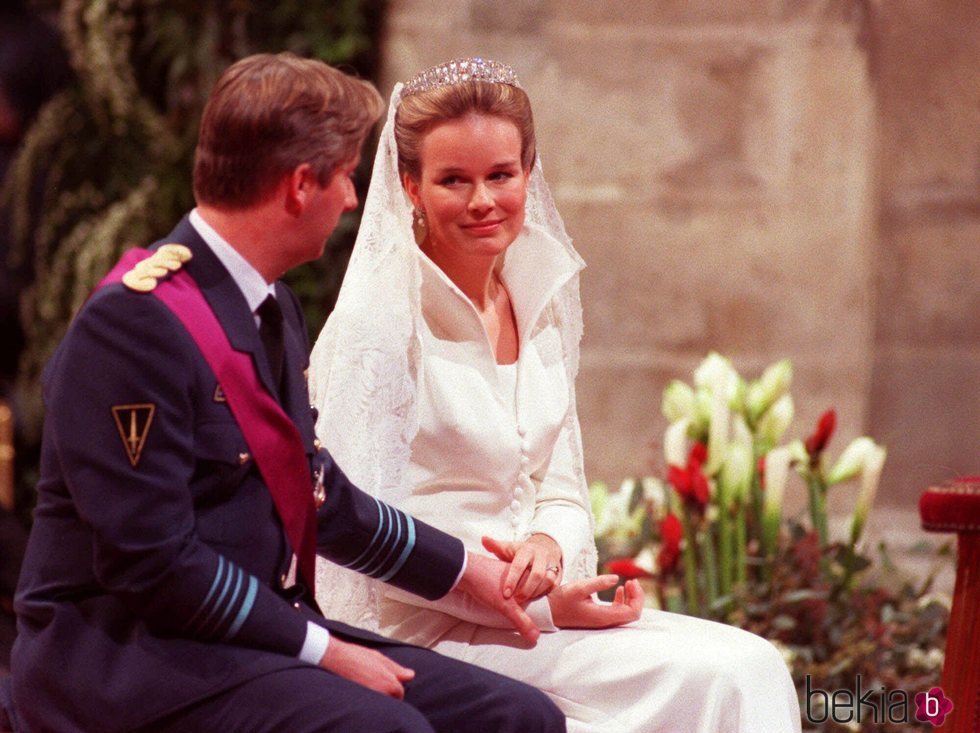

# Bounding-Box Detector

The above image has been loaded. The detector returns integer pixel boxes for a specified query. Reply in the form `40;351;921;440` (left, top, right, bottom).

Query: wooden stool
920;476;980;732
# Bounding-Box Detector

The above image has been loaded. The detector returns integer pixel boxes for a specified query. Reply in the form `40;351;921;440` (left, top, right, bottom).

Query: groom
4;54;562;733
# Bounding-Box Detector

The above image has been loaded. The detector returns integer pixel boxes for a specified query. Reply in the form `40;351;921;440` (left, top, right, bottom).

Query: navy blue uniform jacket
11;217;465;732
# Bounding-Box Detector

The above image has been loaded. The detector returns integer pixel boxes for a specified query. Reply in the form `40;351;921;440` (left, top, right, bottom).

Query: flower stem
701;524;719;612
807;473;829;549
735;503;748;585
750;471;764;530
679;507;700;616
718;503;733;597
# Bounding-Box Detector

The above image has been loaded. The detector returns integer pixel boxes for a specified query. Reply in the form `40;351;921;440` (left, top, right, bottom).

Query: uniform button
510;515;520;527
521;438;530;452
514;486;523;499
517;425;526;437
293;602;301;610
520;455;530;469
510;499;521;513
238;452;251;465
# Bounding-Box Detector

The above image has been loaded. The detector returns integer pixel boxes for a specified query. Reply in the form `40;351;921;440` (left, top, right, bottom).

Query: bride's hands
482;534;563;603
547;576;644;629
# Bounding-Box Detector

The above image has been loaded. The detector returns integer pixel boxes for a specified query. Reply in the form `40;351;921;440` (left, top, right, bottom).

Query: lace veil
309;78;598;630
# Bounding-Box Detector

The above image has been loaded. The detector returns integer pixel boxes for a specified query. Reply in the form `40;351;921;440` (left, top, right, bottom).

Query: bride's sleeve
527;408;593;572
383;577;559;632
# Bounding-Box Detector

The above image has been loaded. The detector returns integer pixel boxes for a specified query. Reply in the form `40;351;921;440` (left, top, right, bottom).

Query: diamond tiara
403;58;520;96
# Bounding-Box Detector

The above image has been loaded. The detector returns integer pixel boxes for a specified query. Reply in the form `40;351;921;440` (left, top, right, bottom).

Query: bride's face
404;113;530;261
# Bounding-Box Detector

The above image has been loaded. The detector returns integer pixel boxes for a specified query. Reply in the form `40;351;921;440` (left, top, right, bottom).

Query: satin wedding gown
316;225;802;733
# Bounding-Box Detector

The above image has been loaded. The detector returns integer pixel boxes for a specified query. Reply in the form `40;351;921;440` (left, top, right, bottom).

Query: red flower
606;557;652;580
657;513;683;574
805;409;836;458
689;441;708;467
667;444;711;507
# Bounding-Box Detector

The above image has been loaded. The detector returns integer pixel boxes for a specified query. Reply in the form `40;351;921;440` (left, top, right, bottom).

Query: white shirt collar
189;208;276;317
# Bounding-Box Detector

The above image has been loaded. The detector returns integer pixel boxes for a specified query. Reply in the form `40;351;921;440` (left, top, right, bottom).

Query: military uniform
8;216;563;733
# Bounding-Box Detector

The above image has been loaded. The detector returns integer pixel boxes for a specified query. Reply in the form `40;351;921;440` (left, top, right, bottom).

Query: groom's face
297;155;360;263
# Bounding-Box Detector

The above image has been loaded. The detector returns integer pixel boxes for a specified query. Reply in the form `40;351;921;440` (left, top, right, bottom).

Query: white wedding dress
309;83;801;733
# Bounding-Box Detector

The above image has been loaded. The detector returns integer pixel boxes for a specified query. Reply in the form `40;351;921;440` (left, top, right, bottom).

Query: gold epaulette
121;244;193;293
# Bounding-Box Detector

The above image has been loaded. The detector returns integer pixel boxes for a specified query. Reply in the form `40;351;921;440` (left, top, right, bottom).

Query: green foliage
3;0;384;441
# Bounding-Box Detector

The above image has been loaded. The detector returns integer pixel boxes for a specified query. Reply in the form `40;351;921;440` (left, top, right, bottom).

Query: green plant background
3;1;384;513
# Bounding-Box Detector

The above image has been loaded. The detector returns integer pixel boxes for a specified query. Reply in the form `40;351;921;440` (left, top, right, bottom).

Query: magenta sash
98;250;318;592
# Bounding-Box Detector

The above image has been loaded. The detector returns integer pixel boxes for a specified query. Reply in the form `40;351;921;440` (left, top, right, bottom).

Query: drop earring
412;207;427;243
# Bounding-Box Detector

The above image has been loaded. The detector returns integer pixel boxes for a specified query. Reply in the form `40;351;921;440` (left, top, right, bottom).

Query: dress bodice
374;229;594;644
403;262;572;552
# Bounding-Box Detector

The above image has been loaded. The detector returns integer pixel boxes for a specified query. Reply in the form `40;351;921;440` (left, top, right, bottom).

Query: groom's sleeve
313;447;465;600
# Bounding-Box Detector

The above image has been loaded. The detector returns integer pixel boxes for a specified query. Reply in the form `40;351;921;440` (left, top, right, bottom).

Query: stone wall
868;0;980;504
379;0;979;507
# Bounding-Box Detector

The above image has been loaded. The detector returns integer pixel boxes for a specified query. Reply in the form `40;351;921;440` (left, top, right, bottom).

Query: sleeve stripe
198;559;236;635
341;499;419;581
347;499;395;574
378;514;416;582
361;503;401;577
212;566;244;633
185;555;226;631
341;498;386;572
224;575;258;640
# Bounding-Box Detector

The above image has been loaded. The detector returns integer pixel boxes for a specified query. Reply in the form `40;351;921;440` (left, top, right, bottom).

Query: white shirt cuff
298;621;331;665
446;547;469;593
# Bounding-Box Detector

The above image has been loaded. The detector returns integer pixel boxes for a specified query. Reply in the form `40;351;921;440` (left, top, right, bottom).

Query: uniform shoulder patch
111;404;156;467
121;244;193;293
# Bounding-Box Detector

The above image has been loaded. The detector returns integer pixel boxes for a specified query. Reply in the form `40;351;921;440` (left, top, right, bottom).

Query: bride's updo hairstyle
395;58;535;181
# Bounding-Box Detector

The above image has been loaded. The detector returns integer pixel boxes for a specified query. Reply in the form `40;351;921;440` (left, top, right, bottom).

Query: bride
309;58;802;733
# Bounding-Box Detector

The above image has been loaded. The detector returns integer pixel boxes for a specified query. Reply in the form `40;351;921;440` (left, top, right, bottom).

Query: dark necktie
257;295;285;396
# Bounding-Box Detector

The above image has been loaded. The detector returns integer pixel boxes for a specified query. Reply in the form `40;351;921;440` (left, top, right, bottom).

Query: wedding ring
545;565;560;574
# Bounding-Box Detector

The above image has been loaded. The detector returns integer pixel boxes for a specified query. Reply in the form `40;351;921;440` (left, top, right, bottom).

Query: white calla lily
786;439;809;468
721;416;754;504
694;352;741;403
756;394;794;450
662;380;696;422
827;436;878;485
664;418;691;468
849;444;887;544
633;546;658;576
746;359;792;421
641;477;669;521
762;446;793;554
592;481;644;540
590;482;610;531
705;389;730;475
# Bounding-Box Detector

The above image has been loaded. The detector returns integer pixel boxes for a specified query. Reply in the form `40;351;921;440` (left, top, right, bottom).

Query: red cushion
919;476;980;532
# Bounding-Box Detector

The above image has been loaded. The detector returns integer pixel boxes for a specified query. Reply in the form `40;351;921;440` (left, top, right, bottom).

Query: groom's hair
193;52;382;208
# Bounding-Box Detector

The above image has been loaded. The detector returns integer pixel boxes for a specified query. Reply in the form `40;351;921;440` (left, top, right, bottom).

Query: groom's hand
319;636;415;699
456;552;540;644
